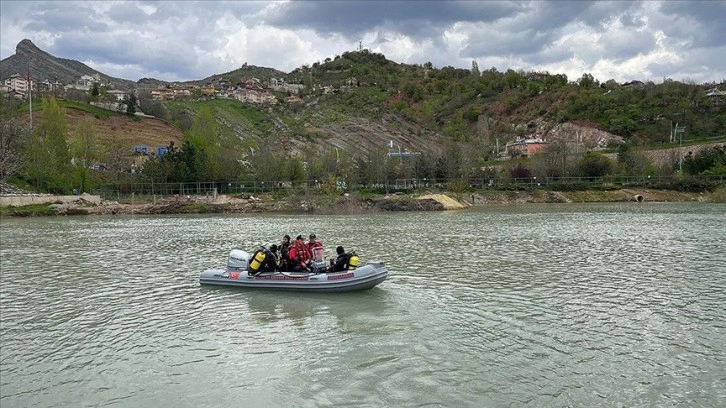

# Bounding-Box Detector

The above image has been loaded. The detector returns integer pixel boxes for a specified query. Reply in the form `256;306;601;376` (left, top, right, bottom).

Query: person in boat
329;246;350;272
288;235;312;272
307;234;324;262
268;244;280;271
250;245;278;274
279;235;292;271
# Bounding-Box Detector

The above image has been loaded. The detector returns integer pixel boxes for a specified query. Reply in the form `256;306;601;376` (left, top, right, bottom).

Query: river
1;203;725;407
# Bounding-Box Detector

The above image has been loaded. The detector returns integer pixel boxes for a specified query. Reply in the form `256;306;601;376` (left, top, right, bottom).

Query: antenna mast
28;64;33;132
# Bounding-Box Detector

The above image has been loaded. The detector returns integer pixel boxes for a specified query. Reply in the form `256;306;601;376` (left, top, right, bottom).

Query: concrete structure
0;194;101;207
506;137;549;157
4;73;32;95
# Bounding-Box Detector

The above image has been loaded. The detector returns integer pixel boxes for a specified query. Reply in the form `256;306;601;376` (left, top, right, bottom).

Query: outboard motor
227;249;250;271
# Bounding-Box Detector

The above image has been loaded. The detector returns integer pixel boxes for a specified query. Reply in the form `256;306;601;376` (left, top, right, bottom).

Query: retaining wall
0;194;101;206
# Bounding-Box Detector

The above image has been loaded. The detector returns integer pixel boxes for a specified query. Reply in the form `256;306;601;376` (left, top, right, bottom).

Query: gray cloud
1;0;724;83
21;2;109;33
263;1;524;38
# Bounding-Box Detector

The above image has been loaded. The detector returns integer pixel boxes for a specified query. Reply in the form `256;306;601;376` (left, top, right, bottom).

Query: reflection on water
1;203;725;407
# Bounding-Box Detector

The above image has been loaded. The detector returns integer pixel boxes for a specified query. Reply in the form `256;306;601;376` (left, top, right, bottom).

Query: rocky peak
1;39;136;89
16;39;42;55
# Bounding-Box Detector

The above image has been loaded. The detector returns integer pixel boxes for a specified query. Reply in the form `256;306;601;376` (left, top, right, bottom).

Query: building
3;73;32;95
107;89;128;101
506;136;549;157
706;87;725;107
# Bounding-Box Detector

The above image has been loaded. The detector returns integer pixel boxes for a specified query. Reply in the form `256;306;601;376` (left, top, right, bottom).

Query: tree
470;60;480;76
616;142;652;177
439;139;464;179
576;152;613;178
0;121;27;183
69;117;100;192
125;92;138;115
683;145;726;175
533;138;572;178
105;139;132;181
578;73;597;88
284;156;306;186
187;105;221;180
22;98;72;192
0;96;26;183
90;82;100;99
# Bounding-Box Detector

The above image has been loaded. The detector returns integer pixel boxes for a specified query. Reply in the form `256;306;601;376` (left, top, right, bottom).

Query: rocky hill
2;40;725;163
0;39;136;90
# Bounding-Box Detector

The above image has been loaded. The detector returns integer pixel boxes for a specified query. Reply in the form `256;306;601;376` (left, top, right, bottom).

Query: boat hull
199;262;388;293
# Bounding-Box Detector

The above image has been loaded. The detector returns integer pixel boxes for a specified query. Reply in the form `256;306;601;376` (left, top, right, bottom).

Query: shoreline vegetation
1;188;724;217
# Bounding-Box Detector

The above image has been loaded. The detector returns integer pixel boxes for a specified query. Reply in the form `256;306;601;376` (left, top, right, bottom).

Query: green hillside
149;50;726;155
2;50;725;196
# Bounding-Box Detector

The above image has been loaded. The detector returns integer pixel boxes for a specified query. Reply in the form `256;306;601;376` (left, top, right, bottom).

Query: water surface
1;203;725;407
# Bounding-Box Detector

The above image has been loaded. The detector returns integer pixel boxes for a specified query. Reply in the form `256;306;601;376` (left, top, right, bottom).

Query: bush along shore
1;188;724;217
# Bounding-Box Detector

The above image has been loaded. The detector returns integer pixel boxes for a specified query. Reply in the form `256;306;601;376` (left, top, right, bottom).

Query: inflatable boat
199;249;388;292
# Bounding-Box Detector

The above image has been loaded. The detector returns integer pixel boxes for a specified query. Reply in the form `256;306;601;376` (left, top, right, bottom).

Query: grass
61;100;118;119
0;203;57;217
707;186;726;202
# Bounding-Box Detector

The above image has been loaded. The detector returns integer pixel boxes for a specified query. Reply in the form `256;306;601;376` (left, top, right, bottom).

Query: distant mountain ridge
0;39;138;89
0;39;290;90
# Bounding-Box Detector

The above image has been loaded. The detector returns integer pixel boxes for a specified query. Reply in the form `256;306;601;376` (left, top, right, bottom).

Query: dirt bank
1;188;718;217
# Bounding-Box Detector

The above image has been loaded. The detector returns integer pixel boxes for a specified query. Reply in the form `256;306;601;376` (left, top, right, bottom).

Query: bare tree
0;120;27;183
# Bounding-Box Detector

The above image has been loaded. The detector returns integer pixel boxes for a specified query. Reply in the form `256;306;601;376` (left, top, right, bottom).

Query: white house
107;89;128;102
4;74;32;95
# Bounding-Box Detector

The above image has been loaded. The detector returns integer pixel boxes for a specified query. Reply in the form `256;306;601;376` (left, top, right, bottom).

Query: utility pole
672;111;685;173
28;64;33;132
679;123;682;173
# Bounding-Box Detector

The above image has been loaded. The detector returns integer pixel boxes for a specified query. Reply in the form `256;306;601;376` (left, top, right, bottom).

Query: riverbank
1;187;723;217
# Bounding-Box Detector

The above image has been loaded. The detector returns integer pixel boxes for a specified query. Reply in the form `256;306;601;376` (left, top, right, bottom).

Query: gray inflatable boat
199;249;388;292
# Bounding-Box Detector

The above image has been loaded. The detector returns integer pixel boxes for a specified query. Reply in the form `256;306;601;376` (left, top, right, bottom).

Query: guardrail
89;175;725;202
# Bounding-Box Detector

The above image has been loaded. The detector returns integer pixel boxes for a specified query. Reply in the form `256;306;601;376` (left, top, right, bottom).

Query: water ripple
1;204;725;407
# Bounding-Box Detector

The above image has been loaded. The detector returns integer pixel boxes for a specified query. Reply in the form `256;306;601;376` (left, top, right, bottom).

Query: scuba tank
249;250;266;273
348;251;359;270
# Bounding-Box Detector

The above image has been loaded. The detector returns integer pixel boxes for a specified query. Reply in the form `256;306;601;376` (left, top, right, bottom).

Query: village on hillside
0;67;377;107
2;68;725;163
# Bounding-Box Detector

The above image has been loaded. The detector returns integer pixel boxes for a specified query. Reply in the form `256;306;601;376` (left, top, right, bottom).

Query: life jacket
308;241;324;262
291;241;311;263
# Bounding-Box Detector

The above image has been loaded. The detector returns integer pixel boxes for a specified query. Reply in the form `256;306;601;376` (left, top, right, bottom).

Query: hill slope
0;39;136;89
2;40;725;164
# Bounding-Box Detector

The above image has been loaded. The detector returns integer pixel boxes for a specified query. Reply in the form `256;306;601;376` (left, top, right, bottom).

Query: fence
90;175;725;202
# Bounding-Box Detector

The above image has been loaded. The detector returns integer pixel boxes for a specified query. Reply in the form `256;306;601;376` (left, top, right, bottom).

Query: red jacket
307;240;324;261
289;241;311;264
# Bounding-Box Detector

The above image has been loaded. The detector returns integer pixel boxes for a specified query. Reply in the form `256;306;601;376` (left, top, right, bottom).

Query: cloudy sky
1;0;724;84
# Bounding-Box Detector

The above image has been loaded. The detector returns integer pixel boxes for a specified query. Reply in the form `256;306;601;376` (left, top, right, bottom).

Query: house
107;89;127;101
0;84;23;99
270;78;287;87
234;87;276;104
201;84;215;96
706;87;725;107
151;88;171;100
37;80;63;92
76;74;100;89
4;73;32;95
505;136;549;157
